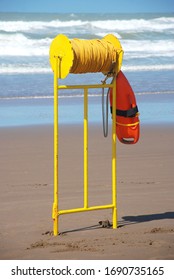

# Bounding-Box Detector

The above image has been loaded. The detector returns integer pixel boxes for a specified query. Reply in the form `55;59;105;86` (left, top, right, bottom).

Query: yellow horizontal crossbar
58;83;113;90
58;204;114;216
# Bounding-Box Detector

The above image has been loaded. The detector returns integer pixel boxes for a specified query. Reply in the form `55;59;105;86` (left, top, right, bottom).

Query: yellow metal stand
52;59;117;235
84;88;88;210
112;75;117;229
52;56;59;236
49;33;123;235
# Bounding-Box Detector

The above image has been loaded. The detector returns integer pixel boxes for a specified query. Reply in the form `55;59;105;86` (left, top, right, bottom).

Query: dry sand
0;124;174;260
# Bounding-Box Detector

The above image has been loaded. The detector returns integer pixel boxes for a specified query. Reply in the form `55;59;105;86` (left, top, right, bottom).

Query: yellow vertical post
52;56;59;236
84;88;88;209
112;74;117;229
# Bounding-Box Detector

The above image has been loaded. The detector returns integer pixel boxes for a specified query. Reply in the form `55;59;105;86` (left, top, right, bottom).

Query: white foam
91;17;174;33
0;65;51;74
0;94;99;100
122;39;174;58
0;16;173;33
0;32;173;58
0;33;51;56
0;63;173;74
136;90;174;96
122;64;174;72
95;32;121;38
1;91;174;101
0;15;173;74
0;19;87;32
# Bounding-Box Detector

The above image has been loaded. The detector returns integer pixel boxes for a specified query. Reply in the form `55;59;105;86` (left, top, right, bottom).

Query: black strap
110;105;139;118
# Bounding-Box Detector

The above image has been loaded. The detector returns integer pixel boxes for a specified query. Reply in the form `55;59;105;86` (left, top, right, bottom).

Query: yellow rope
116;121;140;127
70;38;117;74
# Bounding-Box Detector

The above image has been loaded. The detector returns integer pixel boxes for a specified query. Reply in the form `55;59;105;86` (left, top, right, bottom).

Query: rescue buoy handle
122;138;136;144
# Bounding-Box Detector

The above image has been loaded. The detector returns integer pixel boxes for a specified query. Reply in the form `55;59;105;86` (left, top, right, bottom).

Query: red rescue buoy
109;71;140;144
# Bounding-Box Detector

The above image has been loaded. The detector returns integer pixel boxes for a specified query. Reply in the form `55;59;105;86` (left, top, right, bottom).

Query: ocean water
0;12;174;127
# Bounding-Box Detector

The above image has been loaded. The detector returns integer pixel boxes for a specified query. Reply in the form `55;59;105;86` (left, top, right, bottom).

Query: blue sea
0;12;174;127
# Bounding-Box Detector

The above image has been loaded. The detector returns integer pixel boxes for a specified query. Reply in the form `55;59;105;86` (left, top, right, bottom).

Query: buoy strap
116;121;140;127
110;105;139;118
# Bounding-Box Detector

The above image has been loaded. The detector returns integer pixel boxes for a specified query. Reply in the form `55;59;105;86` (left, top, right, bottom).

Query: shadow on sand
121;211;174;226
58;212;174;234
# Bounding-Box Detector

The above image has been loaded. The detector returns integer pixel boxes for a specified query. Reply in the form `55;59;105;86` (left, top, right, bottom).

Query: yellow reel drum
49;34;123;79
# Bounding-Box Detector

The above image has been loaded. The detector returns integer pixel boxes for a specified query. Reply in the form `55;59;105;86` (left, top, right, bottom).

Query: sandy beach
0;123;174;260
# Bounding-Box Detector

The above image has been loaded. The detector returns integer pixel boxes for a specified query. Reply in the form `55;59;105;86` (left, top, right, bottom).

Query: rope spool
49;34;123;79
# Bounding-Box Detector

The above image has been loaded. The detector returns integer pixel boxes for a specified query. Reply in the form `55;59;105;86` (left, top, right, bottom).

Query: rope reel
49;34;124;137
49;34;123;78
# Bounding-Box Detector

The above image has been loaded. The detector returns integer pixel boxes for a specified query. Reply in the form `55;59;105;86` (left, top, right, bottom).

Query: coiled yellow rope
49;34;123;78
70;38;117;74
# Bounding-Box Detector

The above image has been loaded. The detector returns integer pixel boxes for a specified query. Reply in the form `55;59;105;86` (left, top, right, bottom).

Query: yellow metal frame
52;57;117;236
